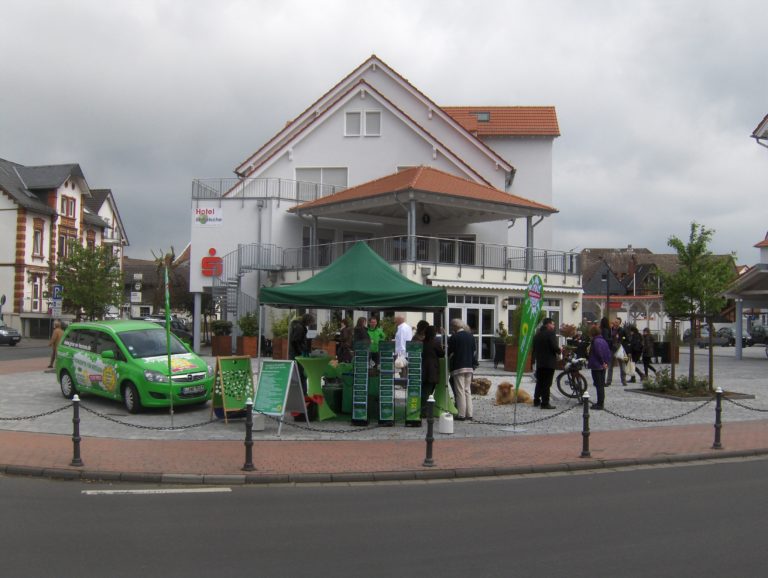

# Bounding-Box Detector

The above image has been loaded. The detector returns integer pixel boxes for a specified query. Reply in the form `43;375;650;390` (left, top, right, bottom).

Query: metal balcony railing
192;177;345;203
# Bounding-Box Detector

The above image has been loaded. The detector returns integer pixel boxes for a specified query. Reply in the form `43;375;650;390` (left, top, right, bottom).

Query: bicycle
556;354;589;401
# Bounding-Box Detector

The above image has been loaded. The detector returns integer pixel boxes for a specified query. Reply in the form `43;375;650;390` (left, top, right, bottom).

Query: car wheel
59;370;77;399
122;382;142;414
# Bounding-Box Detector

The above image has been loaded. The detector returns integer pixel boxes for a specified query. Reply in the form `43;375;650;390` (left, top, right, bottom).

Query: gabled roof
0;157;90;214
441;107;560;137
230;79;496;187
752;113;768;139
234;55;518;179
290;165;556;222
87;188;130;245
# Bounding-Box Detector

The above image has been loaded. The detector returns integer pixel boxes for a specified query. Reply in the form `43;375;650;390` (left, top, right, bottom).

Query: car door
94;331;127;401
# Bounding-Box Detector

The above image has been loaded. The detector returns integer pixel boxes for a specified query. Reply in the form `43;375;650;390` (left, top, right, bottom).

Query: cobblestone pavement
1;346;766;483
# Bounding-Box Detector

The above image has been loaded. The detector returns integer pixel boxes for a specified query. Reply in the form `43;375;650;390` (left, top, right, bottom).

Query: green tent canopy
259;242;447;310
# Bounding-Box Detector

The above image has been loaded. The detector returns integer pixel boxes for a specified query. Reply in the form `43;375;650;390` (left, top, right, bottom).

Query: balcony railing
279;236;580;277
192;177;345;203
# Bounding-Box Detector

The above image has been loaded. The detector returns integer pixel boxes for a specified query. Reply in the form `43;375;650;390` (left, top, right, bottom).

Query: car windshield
118;328;188;358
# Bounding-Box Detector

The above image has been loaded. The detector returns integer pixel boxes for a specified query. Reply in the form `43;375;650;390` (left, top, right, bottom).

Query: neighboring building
188;55;582;358
0;158;128;337
122;252;191;320
751;113;768;149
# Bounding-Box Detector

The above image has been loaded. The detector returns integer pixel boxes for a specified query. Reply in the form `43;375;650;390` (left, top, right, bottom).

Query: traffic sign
52;284;63;300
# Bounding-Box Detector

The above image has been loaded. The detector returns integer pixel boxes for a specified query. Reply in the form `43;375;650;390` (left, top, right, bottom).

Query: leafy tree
662;222;736;390
55;243;124;321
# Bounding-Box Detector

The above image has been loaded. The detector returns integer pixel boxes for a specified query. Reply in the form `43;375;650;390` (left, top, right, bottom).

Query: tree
55;243;124;321
662;222;736;391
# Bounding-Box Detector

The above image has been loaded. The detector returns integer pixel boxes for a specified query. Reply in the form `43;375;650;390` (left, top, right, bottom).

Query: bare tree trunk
707;317;715;392
689;315;696;386
670;319;677;385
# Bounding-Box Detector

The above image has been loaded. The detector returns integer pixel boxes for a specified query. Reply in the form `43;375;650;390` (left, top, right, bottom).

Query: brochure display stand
351;343;370;426
378;341;395;425
405;341;423;426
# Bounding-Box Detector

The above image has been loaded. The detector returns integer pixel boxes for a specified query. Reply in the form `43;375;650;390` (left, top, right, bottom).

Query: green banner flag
515;274;544;393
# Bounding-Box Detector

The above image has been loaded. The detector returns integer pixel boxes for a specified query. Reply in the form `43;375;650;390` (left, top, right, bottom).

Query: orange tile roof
755;231;768;248
293;166;557;213
441;106;560;137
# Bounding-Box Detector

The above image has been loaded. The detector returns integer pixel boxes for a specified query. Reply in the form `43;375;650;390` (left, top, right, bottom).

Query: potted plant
270;312;294;359
493;321;509;369
210;320;233;356
236;311;259;357
314;318;339;357
504;306;534;373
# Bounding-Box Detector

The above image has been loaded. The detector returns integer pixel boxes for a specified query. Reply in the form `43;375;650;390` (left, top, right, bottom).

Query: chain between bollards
712;387;723;450
580;390;591;458
423;395;435;467
70;395;83;467
242;398;255;471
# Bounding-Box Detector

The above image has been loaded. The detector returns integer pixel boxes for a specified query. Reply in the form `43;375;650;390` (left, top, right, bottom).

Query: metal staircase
211;243;284;322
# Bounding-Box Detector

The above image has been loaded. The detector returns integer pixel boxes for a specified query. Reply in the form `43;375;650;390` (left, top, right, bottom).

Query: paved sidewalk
1;349;767;484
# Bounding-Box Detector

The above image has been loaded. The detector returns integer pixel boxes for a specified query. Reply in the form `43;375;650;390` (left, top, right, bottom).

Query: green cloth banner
515;274;544;393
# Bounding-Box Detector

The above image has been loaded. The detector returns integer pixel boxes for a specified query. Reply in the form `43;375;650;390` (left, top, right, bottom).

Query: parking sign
53;284;63;300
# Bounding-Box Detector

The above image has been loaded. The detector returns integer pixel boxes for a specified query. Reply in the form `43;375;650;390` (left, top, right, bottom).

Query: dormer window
475;111;490;122
60;196;76;218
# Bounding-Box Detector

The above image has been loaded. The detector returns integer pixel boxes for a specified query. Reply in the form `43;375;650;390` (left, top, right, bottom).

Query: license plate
181;385;205;395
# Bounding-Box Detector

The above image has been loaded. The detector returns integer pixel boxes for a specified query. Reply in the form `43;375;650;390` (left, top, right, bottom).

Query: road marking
82;488;232;496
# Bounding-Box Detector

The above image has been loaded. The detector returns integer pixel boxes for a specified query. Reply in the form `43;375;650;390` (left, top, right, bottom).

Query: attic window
475;111;490;122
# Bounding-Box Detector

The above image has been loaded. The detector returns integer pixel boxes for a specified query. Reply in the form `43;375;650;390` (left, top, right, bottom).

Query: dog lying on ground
470;377;492;396
495;381;532;405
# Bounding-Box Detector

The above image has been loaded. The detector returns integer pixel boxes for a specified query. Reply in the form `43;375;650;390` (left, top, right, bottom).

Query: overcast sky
2;0;766;263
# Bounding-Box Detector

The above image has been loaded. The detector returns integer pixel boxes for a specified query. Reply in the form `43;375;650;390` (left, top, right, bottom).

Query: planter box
271;337;288;359
236;336;258;357
504;346;532;373
313;340;336;358
211;335;233;357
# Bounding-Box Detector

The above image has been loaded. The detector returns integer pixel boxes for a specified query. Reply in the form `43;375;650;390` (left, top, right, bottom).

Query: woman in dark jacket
628;326;645;382
420;325;445;417
587;325;612;410
337;318;353;363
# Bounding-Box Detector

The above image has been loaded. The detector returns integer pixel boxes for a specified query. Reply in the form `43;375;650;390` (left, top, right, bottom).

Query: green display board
351;344;370;425
211;356;254;423
378;341;395;424
405;341;423;425
255;360;308;436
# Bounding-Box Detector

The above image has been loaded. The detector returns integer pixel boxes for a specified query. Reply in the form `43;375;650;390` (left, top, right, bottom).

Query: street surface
2;457;766;577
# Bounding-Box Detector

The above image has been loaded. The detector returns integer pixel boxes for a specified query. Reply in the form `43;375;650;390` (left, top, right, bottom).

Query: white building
188;55;582;358
0;159;128;336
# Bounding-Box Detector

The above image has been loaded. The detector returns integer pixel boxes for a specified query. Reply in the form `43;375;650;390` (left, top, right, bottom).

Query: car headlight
0;330;8;336
144;369;169;383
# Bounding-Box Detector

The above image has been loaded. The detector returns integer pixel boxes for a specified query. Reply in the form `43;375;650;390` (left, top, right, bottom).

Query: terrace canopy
259;241;447;310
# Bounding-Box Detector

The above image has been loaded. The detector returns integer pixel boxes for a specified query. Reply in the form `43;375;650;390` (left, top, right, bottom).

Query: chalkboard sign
378;341;395;424
211;356;254;423
405;341;423;425
254;360;307;436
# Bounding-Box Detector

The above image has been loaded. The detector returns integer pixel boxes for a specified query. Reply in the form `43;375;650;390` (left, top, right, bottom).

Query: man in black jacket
532;318;561;409
448;319;477;421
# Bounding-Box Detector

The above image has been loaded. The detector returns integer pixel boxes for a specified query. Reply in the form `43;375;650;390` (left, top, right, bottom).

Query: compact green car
55;320;213;413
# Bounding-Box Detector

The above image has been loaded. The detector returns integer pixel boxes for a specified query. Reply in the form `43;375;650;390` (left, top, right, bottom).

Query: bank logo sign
193;208;223;227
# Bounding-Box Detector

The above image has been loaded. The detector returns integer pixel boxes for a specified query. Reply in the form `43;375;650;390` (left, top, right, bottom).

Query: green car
55;320;213;413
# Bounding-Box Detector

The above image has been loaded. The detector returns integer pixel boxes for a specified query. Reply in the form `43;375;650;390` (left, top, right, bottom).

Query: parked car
716;327;753;347
0;324;21;346
682;327;729;348
55;320;213;413
750;325;767;344
142;316;193;344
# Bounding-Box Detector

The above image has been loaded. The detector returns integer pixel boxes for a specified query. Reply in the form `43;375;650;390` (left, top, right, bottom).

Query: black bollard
712;387;723;450
580;391;591;458
70;395;84;467
423;395;435;467
242;398;255;471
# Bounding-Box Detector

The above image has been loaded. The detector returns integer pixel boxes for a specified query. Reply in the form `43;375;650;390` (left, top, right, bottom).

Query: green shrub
211;320;232;336
237;312;259;337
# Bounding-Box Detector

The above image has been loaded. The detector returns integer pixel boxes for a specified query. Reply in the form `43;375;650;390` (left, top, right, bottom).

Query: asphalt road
2;457;766;578
0;337;49;361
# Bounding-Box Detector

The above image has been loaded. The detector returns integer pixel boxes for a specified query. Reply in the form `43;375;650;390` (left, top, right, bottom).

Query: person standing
641;327;658;378
420;324;444;417
586;325;611;409
48;320;64;368
289;313;314;393
337;318;353;363
628;326;645;382
448;318;476;420
607;317;628;386
532;317;561;409
394;315;413;357
366;316;385;367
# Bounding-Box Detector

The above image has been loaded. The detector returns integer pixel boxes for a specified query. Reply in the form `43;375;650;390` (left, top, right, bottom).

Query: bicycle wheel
557;371;586;399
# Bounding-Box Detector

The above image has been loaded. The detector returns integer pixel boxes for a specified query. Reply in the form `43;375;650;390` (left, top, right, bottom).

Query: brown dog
495;381;532;405
471;377;492;396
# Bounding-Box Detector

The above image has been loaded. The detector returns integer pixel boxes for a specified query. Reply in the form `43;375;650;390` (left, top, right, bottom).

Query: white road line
82;488;232;496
